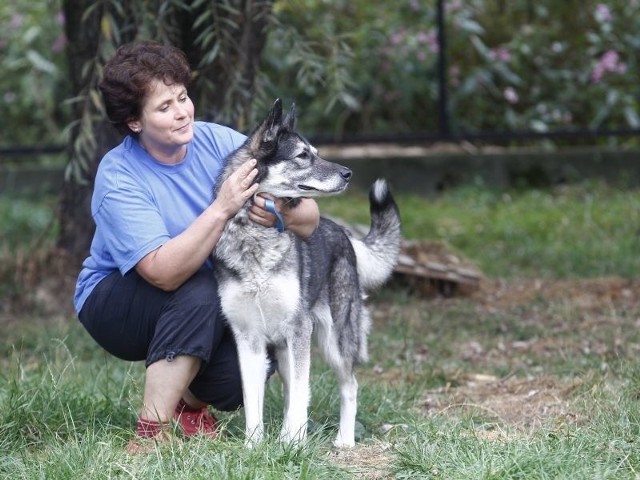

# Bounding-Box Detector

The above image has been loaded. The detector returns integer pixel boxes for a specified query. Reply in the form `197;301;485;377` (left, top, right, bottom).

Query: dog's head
246;99;352;198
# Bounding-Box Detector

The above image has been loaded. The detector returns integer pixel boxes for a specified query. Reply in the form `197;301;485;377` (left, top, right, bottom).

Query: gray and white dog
213;99;401;447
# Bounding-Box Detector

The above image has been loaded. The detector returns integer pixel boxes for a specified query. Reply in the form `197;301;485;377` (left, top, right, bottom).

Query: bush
2;1;639;146
0;3;70;148
263;0;640;142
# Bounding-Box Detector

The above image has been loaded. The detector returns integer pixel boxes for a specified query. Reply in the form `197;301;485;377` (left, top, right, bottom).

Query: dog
213;99;401;447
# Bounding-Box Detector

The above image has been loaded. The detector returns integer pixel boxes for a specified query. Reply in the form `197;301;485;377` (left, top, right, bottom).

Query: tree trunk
57;1;136;266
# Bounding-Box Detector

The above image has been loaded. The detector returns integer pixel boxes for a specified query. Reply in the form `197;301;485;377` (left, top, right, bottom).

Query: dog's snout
340;168;352;181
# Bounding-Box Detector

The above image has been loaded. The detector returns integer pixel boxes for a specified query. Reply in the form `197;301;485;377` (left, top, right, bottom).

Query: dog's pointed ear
283;102;297;131
262;98;283;143
247;99;282;155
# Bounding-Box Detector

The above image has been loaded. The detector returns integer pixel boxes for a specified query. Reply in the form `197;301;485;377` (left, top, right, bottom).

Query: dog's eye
298;151;310;159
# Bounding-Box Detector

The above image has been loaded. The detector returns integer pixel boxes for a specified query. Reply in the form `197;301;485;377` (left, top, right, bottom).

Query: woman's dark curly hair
99;41;192;136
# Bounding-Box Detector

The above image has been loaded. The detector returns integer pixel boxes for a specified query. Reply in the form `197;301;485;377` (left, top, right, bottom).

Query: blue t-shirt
73;121;245;314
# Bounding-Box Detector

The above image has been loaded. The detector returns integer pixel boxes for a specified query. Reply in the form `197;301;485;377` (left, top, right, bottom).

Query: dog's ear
262;98;283;143
283;103;297;131
244;99;284;163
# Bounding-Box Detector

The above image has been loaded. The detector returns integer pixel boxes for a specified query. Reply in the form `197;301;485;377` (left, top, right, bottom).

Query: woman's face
128;79;195;163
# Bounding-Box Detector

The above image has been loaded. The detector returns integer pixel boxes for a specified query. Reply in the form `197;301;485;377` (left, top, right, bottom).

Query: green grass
3;291;640;478
318;180;640;279
3;181;640;478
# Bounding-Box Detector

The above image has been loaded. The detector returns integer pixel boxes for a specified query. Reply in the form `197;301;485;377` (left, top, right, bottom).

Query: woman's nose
175;105;187;117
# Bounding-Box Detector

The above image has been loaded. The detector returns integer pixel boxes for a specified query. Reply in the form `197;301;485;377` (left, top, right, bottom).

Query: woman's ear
127;119;142;133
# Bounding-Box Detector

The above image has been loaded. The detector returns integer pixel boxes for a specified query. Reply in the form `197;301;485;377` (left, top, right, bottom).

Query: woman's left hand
249;195;320;239
248;194;281;228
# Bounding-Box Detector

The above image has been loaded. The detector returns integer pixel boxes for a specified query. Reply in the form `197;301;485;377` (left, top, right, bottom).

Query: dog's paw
333;437;355;449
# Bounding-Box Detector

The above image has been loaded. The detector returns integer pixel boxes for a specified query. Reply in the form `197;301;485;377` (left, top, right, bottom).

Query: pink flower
595;4;612;23
591;49;627;83
390;31;405;46
447;0;463;13
503;87;519;104
416;32;430;44
412;30;439;53
490;47;512;62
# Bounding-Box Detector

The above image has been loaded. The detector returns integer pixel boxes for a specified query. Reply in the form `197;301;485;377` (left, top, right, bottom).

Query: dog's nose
340;168;352;181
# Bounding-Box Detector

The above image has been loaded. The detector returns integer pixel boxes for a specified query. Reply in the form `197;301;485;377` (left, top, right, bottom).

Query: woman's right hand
214;158;260;219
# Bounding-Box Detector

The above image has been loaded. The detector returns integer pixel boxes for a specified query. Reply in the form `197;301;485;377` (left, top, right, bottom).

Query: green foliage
264;0;640;141
446;0;640;136
0;196;55;249
2;0;640;147
0;3;70;147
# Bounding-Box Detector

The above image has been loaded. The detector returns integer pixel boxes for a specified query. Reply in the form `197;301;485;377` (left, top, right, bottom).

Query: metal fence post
437;0;450;138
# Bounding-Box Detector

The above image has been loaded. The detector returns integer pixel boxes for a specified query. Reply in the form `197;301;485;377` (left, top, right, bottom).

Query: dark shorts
78;268;242;411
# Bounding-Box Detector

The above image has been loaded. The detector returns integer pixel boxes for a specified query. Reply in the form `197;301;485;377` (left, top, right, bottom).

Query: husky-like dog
213;99;401;447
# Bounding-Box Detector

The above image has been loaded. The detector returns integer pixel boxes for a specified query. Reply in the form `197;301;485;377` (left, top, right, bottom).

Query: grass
2;180;640;478
318;179;640;279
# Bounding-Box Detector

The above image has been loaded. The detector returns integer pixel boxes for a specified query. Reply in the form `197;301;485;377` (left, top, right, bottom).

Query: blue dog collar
264;198;285;233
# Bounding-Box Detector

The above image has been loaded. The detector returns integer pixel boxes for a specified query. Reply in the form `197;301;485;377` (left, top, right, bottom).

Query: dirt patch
329;440;395;479
422;373;584;435
474;276;640;312
415;276;640;436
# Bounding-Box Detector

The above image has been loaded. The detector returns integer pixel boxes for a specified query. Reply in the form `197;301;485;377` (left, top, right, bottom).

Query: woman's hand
249;195;320;239
214;159;260;219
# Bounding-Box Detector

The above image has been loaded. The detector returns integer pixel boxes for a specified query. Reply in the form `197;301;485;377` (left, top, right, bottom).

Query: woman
73;41;320;452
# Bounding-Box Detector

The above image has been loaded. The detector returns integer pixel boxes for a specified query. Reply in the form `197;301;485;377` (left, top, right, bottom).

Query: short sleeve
93;178;170;275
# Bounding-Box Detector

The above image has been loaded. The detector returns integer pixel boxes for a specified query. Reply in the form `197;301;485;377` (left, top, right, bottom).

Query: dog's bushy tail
351;179;402;291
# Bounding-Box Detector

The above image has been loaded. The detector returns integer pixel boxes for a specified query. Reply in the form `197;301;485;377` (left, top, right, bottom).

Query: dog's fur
213;99;401;447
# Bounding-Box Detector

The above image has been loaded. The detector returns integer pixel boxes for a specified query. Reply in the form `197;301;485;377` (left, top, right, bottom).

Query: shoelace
174;399;218;437
182;408;216;428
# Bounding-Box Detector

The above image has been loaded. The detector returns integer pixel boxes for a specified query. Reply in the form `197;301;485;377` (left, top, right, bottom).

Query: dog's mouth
293;184;349;197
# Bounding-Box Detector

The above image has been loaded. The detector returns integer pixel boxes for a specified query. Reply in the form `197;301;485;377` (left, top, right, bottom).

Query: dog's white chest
219;270;300;340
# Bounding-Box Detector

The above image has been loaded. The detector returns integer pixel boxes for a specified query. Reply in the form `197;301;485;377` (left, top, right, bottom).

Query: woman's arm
135;159;259;291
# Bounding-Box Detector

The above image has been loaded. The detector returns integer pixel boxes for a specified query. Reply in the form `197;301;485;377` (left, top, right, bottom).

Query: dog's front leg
235;336;268;447
278;328;312;444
